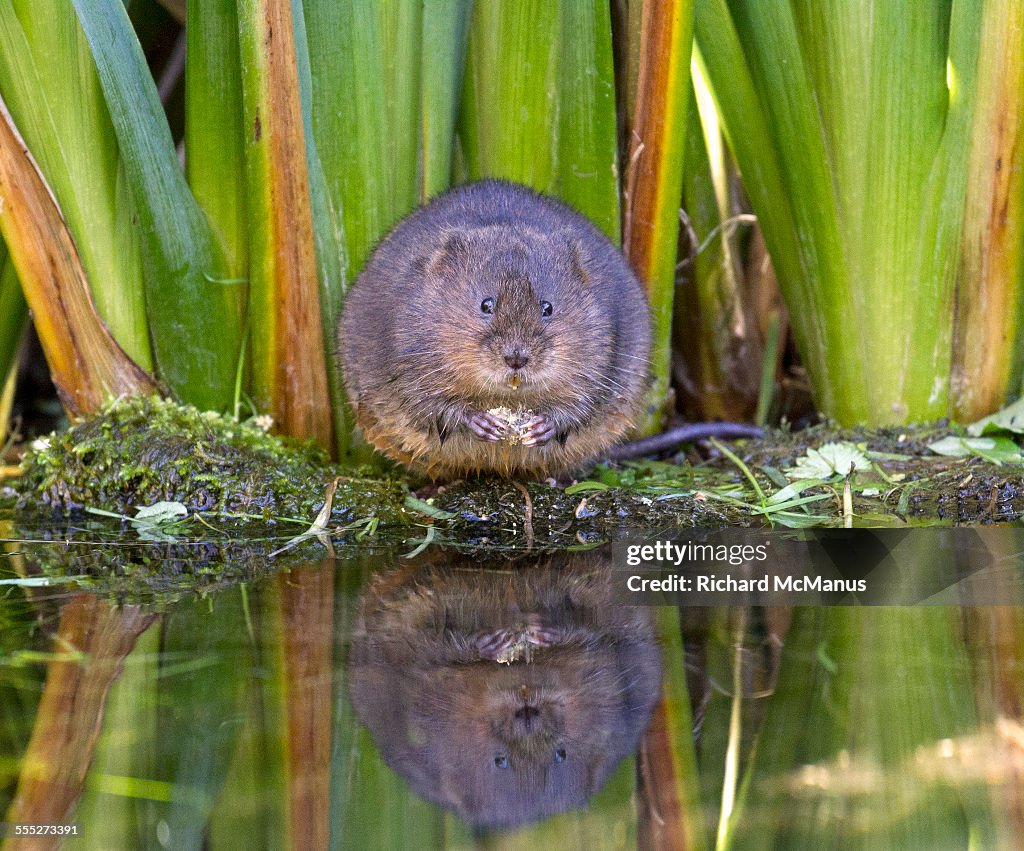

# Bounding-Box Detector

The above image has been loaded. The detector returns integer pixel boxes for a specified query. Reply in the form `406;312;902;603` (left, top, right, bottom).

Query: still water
0;519;1021;850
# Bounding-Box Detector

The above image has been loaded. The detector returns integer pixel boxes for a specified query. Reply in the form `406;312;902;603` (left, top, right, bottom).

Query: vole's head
424;226;611;402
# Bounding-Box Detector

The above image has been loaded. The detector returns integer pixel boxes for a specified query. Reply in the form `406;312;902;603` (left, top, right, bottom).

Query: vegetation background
0;0;1020;460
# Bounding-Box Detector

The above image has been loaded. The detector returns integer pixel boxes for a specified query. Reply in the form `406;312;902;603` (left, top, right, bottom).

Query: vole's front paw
521;414;556;447
466;411;506;442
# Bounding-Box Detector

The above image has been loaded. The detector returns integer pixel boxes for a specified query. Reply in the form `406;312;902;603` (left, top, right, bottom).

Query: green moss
11;400;1024;570
15;395;407;526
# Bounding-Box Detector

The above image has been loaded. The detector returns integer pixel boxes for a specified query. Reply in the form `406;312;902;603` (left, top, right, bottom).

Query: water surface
1;518;1021;849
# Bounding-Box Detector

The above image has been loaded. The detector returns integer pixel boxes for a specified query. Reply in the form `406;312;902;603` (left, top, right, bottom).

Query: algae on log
8;397;731;551
13;395;407;525
9;398;1024;551
720;423;1024;525
10;397;1024;602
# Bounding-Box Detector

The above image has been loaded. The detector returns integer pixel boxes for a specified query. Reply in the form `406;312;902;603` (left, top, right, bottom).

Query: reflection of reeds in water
3;595;156;844
2;546;1023;848
715;607;1018;849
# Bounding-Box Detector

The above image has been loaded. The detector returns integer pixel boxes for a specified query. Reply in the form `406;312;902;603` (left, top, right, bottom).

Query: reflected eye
541;300;553;318
494;754;510;769
553;747;567;763
481;298;495;315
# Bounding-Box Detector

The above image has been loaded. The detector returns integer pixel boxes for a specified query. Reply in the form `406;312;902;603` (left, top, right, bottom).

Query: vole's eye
481;297;495;315
541;300;553;318
553;747;567;763
494;754;510;769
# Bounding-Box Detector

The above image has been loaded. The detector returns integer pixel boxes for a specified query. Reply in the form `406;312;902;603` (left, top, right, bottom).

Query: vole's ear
564;237;592;286
427;231;469;278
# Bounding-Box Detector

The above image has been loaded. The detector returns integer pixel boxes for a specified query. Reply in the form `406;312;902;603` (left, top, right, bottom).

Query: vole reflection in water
347;549;661;830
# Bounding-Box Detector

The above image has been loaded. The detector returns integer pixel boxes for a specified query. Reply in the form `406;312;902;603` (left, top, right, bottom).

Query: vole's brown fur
339;180;651;477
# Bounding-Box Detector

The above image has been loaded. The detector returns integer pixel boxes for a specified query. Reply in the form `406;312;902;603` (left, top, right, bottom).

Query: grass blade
304;0;392;278
459;1;621;233
0;256;26;448
419;0;472;201
674;68;764;421
952;0;1024;420
236;0;334;449
460;0;560;191
378;0;423;221
691;1;802;322
0;254;26;401
290;0;363;461
185;0;248;279
696;0;983;425
556;0;621;242
71;0;244;411
623;0;695;432
0;0;152;369
0;95;157;414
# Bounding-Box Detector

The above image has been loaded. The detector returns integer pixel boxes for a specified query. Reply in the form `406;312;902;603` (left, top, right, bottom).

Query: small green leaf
865;450;914;461
928;435;991;457
760;465;790;488
785;442;871;480
403;495;456;520
132;500;189;526
597;465;629;487
564;480;612;494
0;575;85;586
420;0;472;200
403;525;437;559
766;478;829;505
770;511;832;529
815;641;838;674
928;435;1022;464
750;493;832;514
185;0;248;277
966;397;1024;437
83;506;128;520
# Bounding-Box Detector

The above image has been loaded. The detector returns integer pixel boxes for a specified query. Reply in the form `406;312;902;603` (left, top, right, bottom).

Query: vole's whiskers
613;351;654;365
401;347;480;359
411;364;454;384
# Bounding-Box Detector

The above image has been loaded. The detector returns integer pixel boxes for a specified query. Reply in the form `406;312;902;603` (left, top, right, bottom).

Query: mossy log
4;397;1023;571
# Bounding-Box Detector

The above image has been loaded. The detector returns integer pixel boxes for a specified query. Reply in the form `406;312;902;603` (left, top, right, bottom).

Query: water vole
339;180;651;477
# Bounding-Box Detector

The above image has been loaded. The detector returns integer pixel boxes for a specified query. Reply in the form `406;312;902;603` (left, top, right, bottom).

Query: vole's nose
504;349;529;370
514;704;540;729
